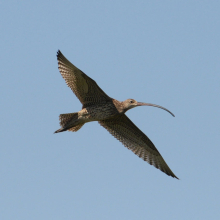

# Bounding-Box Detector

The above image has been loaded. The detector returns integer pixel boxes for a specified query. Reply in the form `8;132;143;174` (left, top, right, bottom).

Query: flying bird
55;50;178;179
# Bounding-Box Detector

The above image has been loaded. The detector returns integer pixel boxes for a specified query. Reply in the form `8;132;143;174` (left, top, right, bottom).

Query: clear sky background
1;1;220;219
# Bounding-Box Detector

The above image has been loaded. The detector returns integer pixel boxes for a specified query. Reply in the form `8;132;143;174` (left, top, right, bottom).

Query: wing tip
57;49;62;59
170;173;179;180
165;168;179;179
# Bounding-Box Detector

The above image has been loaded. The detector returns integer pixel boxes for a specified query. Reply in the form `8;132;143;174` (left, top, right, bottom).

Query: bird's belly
78;104;118;122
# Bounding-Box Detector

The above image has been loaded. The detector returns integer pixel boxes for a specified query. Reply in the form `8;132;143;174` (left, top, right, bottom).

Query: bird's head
122;98;175;117
123;99;139;110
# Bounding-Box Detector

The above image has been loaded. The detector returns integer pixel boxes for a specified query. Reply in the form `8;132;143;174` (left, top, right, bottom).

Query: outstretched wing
99;114;178;179
57;50;112;107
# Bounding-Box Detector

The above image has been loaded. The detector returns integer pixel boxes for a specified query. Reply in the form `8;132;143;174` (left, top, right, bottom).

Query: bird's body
55;100;119;132
55;50;178;179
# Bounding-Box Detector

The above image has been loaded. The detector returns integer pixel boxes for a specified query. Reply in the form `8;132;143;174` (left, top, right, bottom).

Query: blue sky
1;1;220;219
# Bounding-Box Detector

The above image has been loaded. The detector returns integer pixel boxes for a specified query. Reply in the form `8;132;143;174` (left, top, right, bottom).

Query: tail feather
54;112;84;133
59;113;78;127
68;124;84;132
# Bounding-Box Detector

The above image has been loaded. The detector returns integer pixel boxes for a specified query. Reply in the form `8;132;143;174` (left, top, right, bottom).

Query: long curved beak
137;102;175;117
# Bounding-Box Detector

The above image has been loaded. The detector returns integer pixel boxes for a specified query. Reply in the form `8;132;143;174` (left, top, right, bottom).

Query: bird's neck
112;99;128;114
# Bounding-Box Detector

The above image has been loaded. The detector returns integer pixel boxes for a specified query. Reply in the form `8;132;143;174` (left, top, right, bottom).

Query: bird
54;50;178;179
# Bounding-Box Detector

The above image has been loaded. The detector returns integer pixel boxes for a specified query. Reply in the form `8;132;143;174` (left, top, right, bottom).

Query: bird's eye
130;100;134;103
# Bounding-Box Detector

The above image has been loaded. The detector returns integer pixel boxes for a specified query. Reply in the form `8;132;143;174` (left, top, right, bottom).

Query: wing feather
57;50;112;106
99;114;178;179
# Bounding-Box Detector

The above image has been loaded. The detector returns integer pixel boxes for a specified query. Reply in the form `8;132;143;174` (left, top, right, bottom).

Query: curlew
54;50;178;179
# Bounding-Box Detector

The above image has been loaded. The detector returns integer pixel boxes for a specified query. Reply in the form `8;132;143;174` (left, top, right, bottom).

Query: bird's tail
54;112;84;133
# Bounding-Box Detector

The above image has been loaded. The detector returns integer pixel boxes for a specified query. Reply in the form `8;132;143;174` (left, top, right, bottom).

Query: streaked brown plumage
55;50;178;179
